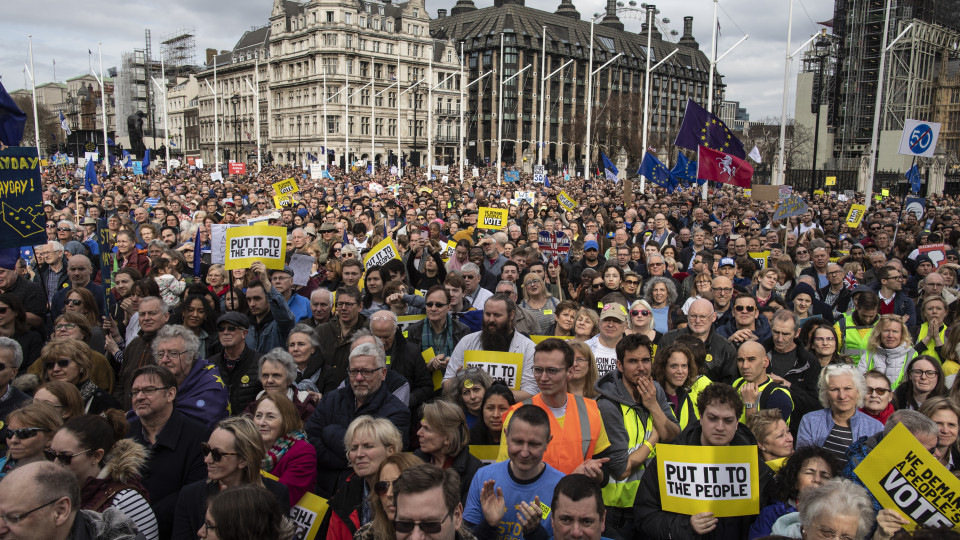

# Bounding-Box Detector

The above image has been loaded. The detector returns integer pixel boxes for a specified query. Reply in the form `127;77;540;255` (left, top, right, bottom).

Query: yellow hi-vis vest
673;388;699;432
733;376;794;425
601;403;655;509
836;313;875;369
915;322;946;364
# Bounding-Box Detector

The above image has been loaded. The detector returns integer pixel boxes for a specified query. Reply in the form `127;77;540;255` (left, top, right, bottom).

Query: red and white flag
697;145;754;188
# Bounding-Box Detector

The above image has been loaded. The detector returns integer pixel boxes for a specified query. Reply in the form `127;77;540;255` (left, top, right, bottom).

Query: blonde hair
866;315;912;354
421;400;470;456
213;416;266;486
567;340;599;399
344;416;402;462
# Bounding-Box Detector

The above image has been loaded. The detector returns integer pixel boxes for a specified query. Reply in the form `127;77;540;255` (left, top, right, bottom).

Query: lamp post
810;36;831;191
231;93;240;164
296;114;302;167
413;89;421;168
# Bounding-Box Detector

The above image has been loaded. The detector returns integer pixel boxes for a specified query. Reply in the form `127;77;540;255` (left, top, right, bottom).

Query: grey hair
57;220;75;232
351;328;385;350
258;348;298;383
771;308;799;331
152;324;201;360
884;409;939;439
287;324;320;349
646;253;665;265
47;241;65;254
496;280;517;295
798;478;875;540
310;288;332;302
367;311;398;332
0;337;23;369
147;239;167;251
349;341;387;368
460;262;480;275
643;276;678;306
818;364;868;408
139;296;169;312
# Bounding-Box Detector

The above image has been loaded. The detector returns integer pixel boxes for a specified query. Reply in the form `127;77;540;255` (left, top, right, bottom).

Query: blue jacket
176;358;230;429
749;500;795;540
842;432;884;512
287;292;312;323
245;287;295;353
305;378;410;498
51;281;107;321
715;311;772;343
795;408;883;449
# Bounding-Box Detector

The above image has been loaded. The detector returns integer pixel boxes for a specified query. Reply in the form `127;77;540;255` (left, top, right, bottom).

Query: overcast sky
0;0;832;120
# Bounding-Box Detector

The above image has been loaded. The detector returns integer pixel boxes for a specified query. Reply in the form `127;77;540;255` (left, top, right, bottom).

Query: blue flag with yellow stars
671;152;700;185
905;164;921;194
638;152;679;193
674;98;746;159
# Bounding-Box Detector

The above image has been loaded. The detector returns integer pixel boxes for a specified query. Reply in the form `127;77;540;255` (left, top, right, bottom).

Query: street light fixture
296;114;302;167
231;93;240;164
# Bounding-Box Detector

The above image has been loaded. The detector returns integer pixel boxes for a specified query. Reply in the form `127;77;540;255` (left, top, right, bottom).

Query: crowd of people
0;159;958;540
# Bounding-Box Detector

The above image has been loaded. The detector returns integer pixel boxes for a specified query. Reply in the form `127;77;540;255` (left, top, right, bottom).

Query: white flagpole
459;41;465;183
28;36;42;166
213;60;219;169
99;44;110;174
371;54;375;172
323;68;328;167
641;7;653;193
255;52;262;172
428;48;434;171
776;0;795;186
497;33;504;184
161;56;169;167
397;49;401;178
538;26;547;168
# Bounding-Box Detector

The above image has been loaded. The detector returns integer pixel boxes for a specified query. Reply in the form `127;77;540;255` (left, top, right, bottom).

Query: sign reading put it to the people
224;225;287;270
656;443;760;518
464;350;523;390
477;207;508;230
362;238;401;269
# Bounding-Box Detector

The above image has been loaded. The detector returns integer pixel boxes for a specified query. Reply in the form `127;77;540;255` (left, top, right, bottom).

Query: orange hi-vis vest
510;392;602;474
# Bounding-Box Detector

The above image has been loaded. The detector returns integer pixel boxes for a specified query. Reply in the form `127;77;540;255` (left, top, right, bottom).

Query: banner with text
224;225;287;270
478;207;508;231
771;194;808;222
363;238;401;269
846;204;867;229
273;178;300;198
228;162;246;175
465;350;523;390
0;147;46;249
656;443;760;517
557;191;577;212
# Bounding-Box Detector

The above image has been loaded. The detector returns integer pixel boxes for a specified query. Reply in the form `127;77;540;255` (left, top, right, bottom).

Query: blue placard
133;161;143;175
505;171;519;183
772;194;809;222
0;147;46;249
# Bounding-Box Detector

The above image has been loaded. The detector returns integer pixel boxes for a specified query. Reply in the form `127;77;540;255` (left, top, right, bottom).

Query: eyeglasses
631;309;651;317
813;336;837;342
649;262;664;267
54;323;77;331
867;386;890;396
374;480;393;496
911;369;938;378
711;287;733;294
218;324;242;333
2;427;50;440
127;386;170;399
810;525;854;540
425;302;448;308
156;350;190;361
394;510;453;534
336;301;358;308
0;498;61;525
734;305;756;313
347;367;383;378
533;366;565;377
795;250;808;255
201;442;239;462
57;227;72;232
43;358;71;371
44;448;92;465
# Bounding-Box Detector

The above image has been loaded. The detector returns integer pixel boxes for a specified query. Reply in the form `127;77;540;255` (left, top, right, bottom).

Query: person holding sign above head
463;405;565;540
734;340;794;426
314;286;368;394
269;265;311;323
595;333;681;539
244;261;296;355
634;383;773;540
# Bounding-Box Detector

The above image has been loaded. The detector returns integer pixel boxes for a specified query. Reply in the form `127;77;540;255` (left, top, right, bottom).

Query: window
360;88;370;106
323;57;338;74
328;116;340;133
361;117;370;135
412;8;419;17
388;118;397;136
326;11;335;22
344;12;351;24
375;118;384;135
345;35;353;48
324;34;337;46
388;91;396;107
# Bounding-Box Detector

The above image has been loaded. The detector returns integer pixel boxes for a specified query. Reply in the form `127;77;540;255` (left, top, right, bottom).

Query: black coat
128;410;210;540
172;477;289;539
762;337;822;427
315;315;369;394
659;328;739;384
208;345;264;415
385;329;435;413
414;446;483;504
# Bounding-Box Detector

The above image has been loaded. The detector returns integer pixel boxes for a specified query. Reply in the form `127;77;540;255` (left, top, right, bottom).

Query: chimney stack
437;8;447;17
206;48;217;66
679;16;699;49
555;0;580;20
600;0;623;31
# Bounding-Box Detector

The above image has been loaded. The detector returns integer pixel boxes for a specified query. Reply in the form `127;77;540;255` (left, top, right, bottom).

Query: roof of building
212;26;271;68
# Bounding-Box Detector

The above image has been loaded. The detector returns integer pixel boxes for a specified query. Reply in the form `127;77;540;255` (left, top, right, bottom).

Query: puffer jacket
70;507;142;540
208;345;263;415
79;439;157;539
863;343;918;389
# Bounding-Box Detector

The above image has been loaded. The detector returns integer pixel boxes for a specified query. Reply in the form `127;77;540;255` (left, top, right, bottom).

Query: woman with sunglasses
252;393;316;506
326;416;403;540
0;294;42;373
863;315;917;390
405;287;471;391
859;370;895;424
63;287;107;356
444;366;494;429
34;381;85;420
38;339;120;415
173;416;290;538
47;412;159;539
626;299;662;345
353;454;424;540
0;401;62;478
414;400;481;504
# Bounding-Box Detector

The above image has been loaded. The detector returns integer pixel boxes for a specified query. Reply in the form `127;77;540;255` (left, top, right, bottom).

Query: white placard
210;224;240;264
898;119;942;158
210;171;223;182
288;253;315;287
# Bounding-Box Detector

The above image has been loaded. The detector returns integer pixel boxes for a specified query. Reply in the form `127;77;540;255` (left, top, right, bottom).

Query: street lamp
810;36;831;190
413;90;421;168
231;93;240;163
296;114;302;167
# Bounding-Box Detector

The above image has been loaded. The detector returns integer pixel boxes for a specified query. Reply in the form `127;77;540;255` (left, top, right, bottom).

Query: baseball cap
600;303;627;322
270;265;295;277
584;240;600;251
719;257;736;268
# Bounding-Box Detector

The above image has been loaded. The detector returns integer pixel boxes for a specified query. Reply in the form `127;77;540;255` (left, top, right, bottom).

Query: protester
894;354;947;410
353;453;425;540
252;393;317;505
34;380;86;420
747;446;838;539
0;401;62;477
918;396;960;471
414;400;482;504
199;484;296;540
746;409;794;470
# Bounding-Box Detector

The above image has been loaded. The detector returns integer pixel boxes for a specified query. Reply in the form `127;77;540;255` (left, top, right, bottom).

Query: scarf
262;430;307;472
77;379;98;404
421;315;455;357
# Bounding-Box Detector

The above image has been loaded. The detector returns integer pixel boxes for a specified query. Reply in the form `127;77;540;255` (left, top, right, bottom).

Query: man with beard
444;293;538;400
570;240;605;286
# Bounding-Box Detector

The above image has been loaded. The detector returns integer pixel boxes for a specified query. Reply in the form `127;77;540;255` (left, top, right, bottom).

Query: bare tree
12;96;59;154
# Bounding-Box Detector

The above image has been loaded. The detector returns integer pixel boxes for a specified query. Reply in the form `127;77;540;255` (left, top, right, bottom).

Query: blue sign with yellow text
0;147;45;249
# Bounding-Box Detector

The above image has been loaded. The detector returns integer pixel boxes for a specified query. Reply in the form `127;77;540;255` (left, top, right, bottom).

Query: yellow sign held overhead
362;238;401;269
557;191;577;212
845;204;867;229
478;207;508;231
465;350;524;390
272;178;300;197
825;176;837;186
224;225;288;270
882;188;890;197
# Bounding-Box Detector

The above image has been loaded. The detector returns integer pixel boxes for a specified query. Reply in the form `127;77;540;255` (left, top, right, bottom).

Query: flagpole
371;54;375;174
704;0;717;199
161;56;169;168
323;68;328;169
99;44;110;174
585;17;597;184
538;26;547;168
255;52;262;172
28;36;42;167
397;49;401;178
641;6;653;193
497;33;504;185
459;40;465;183
776;0;794;187
865;0;894;210
213;59;219;170
428;48;434;171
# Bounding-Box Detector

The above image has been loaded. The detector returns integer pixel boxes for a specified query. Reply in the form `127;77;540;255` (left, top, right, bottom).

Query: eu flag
671;153;700;185
142;149;151;170
638;153;678;193
601;151;619;183
674;99;746;159
84;158;98;191
0;81;26;147
905;164;922;194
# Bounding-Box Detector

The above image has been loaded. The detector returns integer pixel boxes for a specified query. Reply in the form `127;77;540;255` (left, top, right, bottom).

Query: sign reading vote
0;147;46;249
228;162;246;175
478;207;508;230
363;238;401;269
855;423;960;529
899;119;942;158
224;225;287;270
273;178;300;197
772;194;808;222
846;204;867;229
657;444;760;517
465;350;524;390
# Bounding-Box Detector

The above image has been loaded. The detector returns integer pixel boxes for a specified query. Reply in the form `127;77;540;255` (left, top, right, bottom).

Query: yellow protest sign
656;443;760;518
443;240;457;261
272;178;300;197
289;491;330;539
855;423;960;529
469;444;501;464
882;188;890;197
422;347;443;391
465;350;524;390
362;238;401;269
478;207;508;230
418;186;434;194
845;204;867;229
748;251;770;270
224;225;287;270
530;335;575;344
557;191;577;212
397;314;426;338
813;189;825;197
826;176;837;186
273;193;298;209
744;189;751;198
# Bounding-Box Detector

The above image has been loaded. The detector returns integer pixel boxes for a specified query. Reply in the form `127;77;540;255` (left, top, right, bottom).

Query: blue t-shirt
652;306;670;334
464;461;565;540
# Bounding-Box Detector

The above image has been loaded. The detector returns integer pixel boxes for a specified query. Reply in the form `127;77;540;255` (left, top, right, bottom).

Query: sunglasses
218;324;242;333
394;511;453;534
44;448;92;465
0;307;7;315
624;280;640;286
2;427;50;440
424;302;448;308
201;442;239;462
44;359;71;371
734;305;756;312
374;480;393;496
867;387;890;396
631;309;651;317
65;299;84;306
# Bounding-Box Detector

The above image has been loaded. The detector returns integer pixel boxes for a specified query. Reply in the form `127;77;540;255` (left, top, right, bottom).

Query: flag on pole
697;145;754;188
674;98;746;159
638;152;679;193
58;111;72;136
192;227;203;278
142;148;151;170
107;137;115;146
84;158;98;191
170;141;176;148
367;162;373;175
121;150;132;168
671;153;700;185
0;81;26;147
749;146;762;163
905;164;922;194
600;151;619;183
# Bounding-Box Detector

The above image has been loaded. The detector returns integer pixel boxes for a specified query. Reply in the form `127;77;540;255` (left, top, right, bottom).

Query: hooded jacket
175;358;230;429
80;438;158;539
634;422;772;540
761;337;821;426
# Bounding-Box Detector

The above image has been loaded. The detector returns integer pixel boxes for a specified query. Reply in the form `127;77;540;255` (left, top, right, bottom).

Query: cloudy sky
0;0;832;120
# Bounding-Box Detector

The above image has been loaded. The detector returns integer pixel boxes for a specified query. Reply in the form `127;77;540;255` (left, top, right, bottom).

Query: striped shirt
823;424;854;468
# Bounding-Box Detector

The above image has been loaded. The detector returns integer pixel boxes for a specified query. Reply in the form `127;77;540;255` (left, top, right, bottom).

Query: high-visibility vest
836;313;875;369
915;323;946;364
733;376;794;425
672;388;699;431
861;348;918;389
687;375;713;413
514;393;602;475
601;402;655;509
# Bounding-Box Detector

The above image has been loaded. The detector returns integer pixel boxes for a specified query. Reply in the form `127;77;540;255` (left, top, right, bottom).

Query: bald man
50;254;106;322
711;276;735;328
658;298;739;384
733;340;793;425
